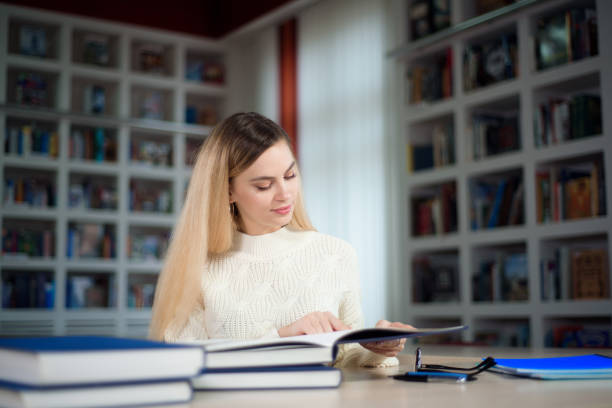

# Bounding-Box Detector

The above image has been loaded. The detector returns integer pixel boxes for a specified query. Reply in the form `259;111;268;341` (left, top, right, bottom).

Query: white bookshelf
0;4;227;337
387;0;612;347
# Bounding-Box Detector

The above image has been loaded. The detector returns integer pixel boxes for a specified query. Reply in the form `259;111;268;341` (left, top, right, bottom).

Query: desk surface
189;346;612;408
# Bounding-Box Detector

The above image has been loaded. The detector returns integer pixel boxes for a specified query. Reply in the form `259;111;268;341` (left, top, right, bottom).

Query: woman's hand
278;311;350;337
360;320;414;357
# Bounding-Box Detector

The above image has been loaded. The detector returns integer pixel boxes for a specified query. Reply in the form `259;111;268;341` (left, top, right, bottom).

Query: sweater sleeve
333;244;399;368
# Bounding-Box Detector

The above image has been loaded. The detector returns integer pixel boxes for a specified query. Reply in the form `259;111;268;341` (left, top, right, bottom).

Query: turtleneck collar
232;227;310;259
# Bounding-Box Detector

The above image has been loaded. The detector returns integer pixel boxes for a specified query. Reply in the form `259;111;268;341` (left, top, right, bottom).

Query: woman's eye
285;173;296;179
256;185;272;191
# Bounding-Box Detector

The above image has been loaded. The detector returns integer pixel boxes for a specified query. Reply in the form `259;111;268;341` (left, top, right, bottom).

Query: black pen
393;371;468;383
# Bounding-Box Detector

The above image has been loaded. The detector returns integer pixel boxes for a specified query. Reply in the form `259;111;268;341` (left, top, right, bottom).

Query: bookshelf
0;4;225;337
387;0;611;348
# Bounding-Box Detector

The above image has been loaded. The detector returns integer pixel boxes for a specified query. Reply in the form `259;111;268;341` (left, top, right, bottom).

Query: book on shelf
412;182;457;236
471;113;519;160
127;281;156;308
81;33;110;66
137;43;165;74
184;325;466;370
571;248;609;300
4;124;59;158
0;378;193;408
536;6;598;71
130;139;172;167
66;224;115;260
2;227;54;258
412;254;458;303
1;271;54;309
4;176;56;209
535;159;606;223
65;273;114;309
192;365;341;391
69;127;117;162
534;94;601;147
129;182;172;213
83;84;106;115
546;325;611;348
127;233;169;261
463;32;517;91
14;73;49;107
470;175;523;230
139;90;164;120
407;47;453;104
19;25;47;57
409;0;450;41
473;252;527;302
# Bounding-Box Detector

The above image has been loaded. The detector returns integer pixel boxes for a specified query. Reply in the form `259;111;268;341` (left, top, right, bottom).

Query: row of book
412;254;459;303
471;113;519;160
127;233;169;261
4;176;56;208
472;252;528;302
129;183;173;213
1;271;54;309
535;159;606;223
127;281;156;308
470;175;524;230
463;32;517;91
4;124;59;157
130;139;172;167
66;224;115;259
545;325;610;348
412;182;457;236
536;6;598;71
407;121;454;172
82;84;108;115
68;179;118;210
66;273;115;308
541;247;609;301
534;94;602;147
473;324;530;347
1;227;54;258
14;72;51;107
406;48;453;104
185;59;225;84
408;0;450;41
185;103;219;126
69;127;117;162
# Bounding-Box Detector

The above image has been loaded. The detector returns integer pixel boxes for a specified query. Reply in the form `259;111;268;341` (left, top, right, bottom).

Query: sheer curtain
298;0;388;326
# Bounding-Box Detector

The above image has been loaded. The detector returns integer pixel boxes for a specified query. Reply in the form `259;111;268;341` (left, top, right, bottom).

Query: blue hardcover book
493;354;612;379
0;378;192;408
192;365;342;390
0;336;204;386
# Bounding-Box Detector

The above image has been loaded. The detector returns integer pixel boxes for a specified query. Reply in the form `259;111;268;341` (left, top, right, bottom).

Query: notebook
492;354;612;379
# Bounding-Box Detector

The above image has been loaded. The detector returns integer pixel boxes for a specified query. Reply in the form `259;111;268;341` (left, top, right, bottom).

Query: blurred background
0;0;610;350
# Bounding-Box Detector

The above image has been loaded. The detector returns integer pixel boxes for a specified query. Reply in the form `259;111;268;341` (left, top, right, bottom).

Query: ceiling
3;0;295;38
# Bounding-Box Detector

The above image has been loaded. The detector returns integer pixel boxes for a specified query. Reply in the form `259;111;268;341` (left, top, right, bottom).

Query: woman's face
229;140;299;235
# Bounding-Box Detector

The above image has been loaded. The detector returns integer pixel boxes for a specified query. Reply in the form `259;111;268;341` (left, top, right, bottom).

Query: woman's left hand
360;320;415;357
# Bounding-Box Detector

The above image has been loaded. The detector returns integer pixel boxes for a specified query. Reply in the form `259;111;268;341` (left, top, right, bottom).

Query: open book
185;325;466;369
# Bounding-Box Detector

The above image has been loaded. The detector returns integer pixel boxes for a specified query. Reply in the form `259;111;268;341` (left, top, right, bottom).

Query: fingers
389;321;415;330
329;313;351;331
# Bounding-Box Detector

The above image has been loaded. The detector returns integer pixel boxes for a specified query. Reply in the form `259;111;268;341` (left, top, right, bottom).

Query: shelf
183;80;227;97
70;64;122;81
6;54;61;72
128;166;175;180
1;207;58;220
531;55;601;88
409;233;461;252
64;260;119;270
465;151;525;177
469;303;534;317
127;263;163;273
468;226;527;246
404;99;455;123
0;257;57;269
407;165;458;187
127;213;175;226
1;155;59;170
536;217;610;239
387;0;542;60
67;160;119;175
539;300;612;316
65;210;119;223
533;135;606;163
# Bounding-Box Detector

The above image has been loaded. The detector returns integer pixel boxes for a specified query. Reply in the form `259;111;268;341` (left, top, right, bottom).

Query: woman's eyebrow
249;161;296;182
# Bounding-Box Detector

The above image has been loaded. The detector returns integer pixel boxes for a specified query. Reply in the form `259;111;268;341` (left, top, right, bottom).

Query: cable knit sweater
163;227;398;368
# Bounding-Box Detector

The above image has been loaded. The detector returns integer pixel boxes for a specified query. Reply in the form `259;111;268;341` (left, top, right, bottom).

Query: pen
393;371;468;383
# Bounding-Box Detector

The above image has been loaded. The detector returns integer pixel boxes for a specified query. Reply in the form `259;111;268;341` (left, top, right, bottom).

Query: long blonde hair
149;112;314;340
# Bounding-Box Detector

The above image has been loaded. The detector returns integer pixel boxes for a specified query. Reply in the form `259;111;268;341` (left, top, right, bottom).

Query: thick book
0;378;192;408
186;325;466;369
0;336;204;386
192;365;341;391
492;354;612;380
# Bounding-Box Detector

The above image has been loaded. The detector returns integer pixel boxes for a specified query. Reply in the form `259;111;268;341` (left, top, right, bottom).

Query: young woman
149;112;411;367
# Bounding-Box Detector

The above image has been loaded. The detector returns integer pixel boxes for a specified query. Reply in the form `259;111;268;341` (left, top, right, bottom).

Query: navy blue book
0;378;192;408
0;336;204;386
191;365;341;390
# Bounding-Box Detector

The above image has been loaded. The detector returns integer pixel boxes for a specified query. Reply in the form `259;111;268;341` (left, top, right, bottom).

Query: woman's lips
272;205;292;215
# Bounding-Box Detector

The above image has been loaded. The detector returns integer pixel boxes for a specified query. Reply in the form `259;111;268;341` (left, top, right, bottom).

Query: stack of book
0;336;204;408
186;325;466;391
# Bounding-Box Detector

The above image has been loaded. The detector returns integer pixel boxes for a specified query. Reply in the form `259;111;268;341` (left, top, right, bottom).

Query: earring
229;202;236;216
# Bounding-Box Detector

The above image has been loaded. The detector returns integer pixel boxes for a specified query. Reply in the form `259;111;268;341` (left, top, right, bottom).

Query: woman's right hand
278;311;350;337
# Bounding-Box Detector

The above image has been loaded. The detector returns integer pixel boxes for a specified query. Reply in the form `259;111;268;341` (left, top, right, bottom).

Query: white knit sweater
164;227;397;368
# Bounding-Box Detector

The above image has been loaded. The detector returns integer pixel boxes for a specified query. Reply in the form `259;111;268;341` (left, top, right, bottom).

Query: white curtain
298;0;388;326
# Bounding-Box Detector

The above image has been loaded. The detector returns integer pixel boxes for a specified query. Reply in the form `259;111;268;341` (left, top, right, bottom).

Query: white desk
188;346;612;408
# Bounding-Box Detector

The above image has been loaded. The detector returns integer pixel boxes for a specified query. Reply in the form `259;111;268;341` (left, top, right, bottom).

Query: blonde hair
149;112;314;340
